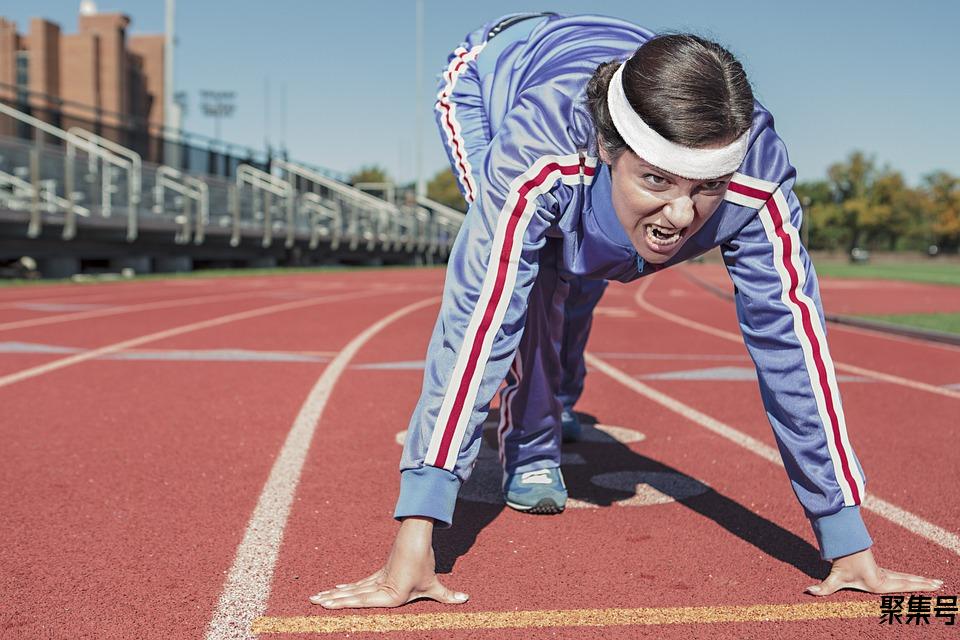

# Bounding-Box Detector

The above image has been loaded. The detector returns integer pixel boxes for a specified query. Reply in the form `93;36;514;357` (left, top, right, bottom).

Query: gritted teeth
644;223;684;247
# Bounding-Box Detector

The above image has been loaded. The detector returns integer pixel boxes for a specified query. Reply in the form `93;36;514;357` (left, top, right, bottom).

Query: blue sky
5;1;957;185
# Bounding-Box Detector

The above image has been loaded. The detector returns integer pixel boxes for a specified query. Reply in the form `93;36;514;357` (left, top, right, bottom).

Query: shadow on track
433;410;830;580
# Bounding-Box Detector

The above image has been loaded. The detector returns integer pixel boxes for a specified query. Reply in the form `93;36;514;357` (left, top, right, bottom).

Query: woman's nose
663;196;695;228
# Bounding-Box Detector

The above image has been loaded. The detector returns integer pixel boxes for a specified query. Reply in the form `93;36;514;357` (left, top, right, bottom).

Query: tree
795;179;839;250
426;168;468;212
349;165;391;186
923;172;960;252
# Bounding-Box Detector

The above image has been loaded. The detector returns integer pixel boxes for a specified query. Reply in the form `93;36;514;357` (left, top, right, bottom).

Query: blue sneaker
503;467;567;514
561;408;582;443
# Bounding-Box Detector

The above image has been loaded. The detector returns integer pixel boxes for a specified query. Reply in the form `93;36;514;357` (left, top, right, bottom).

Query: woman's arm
312;92;595;608
722;124;941;593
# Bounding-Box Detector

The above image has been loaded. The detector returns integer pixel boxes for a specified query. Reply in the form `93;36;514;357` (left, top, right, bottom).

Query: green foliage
796;151;957;254
426;168;468;212
348;165;391;185
923;172;960;252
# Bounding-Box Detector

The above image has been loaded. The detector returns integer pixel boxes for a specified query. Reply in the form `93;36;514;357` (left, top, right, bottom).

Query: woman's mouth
643;223;685;252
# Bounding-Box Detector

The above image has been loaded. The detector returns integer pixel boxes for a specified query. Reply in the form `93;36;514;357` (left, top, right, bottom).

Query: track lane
262;291;955;640
650;268;960;386
617;272;959;540
5;267;955;640
0;286;437;640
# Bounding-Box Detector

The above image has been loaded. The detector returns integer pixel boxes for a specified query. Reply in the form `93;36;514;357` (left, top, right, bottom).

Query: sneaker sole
505;497;566;514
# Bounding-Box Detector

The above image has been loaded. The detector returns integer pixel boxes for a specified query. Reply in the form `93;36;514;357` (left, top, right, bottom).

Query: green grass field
859;312;960;336
813;261;960;287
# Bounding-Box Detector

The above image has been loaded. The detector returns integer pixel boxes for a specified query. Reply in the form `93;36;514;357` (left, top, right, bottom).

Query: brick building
0;2;164;138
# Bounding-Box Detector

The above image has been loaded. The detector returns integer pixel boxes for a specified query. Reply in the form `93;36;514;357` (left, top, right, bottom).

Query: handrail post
193;181;208;245
285;180;295;249
180;196;192;244
28;147;41;238
126;165;138;241
229;183;240;247
63;144;76;240
262;186;272;248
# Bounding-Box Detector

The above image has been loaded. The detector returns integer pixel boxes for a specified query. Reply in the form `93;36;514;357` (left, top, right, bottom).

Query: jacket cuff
394;466;461;528
809;505;873;560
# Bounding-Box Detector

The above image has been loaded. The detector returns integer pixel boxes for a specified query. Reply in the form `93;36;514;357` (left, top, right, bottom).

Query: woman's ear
597;138;612;165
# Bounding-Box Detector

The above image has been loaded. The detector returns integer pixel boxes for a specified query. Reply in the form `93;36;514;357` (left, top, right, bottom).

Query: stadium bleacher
0;99;464;278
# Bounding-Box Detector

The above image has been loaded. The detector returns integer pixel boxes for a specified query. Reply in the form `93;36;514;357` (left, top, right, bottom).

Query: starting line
251;601;877;634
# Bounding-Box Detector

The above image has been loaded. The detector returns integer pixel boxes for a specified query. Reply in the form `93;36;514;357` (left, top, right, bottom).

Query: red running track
0;267;956;639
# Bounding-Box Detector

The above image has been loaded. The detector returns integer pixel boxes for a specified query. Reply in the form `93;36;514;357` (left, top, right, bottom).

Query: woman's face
601;147;732;264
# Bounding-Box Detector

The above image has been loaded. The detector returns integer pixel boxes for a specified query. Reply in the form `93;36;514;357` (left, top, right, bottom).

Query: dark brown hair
586;34;755;161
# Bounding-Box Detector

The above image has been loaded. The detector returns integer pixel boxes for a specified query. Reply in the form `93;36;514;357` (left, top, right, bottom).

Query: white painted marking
584;351;960;556
831;322;960;354
353;360;426;371
396;423;646;507
591;352;749;362
0;289;278;332
395;424;645;448
0;282;411;333
594;307;637;318
591;424;646;444
568;471;710;509
14;302;109;312
205;297;438;640
633;278;960;401
0;290;390;390
636;366;871;383
0;342;331;362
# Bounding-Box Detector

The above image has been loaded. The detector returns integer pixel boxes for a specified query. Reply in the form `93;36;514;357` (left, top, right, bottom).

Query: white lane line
0;289;278;332
204;296;439;640
633;278;960;401
681;266;960;355
0;282;386;332
584;352;960;556
590;352;749;362
830;321;960;354
0;289;392;390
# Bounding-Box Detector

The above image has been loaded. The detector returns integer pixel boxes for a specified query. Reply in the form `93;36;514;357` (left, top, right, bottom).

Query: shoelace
520;469;554;485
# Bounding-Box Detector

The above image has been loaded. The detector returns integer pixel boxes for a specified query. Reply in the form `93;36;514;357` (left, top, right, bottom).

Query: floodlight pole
164;0;181;167
415;0;425;198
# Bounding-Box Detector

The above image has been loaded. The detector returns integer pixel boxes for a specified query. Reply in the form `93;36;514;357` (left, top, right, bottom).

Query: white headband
606;63;749;180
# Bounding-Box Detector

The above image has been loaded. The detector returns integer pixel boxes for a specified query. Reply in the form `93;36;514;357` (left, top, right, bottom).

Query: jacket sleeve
721;124;872;560
394;90;595;527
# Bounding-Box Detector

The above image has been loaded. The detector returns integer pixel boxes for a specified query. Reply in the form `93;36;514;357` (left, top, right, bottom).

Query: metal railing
300;192;342;250
0;102;140;241
0;167;91;220
234;164;295;248
0;101;463;262
154;165;209;244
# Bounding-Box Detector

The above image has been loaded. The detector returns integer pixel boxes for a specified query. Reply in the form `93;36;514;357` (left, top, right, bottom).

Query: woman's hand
309;516;469;609
806;548;943;596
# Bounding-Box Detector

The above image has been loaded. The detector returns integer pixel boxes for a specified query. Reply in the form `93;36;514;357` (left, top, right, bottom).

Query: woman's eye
643;174;667;187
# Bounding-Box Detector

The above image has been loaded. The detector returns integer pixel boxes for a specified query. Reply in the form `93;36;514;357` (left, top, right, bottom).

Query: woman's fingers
883;570;944;587
806;572;847;596
416;579;469;605
335;569;385;590
312;583;382;602
310;577;469;609
868;574;943;594
807;568;944;596
316;588;404;609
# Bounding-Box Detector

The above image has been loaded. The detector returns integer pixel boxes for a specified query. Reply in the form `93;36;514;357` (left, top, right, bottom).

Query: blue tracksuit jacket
395;13;871;561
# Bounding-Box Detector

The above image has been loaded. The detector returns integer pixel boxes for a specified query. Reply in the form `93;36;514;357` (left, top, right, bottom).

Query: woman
311;13;942;608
